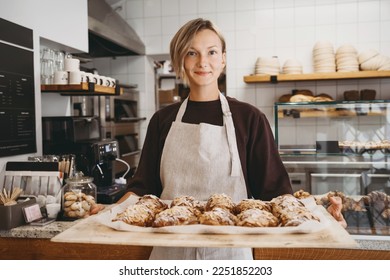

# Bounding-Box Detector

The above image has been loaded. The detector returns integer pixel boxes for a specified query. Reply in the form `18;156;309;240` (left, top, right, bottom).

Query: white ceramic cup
53;71;68;85
64;58;80;72
101;76;110;87
108;77;116;87
46;203;61;219
69;71;82;85
80;71;86;83
94;74;102;85
85;73;95;83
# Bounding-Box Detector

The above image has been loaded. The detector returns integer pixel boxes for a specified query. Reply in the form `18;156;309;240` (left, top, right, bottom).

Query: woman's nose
197;54;207;67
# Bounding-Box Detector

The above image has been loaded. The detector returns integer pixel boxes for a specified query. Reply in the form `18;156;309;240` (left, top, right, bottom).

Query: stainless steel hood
76;0;145;58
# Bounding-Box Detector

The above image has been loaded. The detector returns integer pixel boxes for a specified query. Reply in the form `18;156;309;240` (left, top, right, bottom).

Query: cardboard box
159;89;174;104
0;197;37;230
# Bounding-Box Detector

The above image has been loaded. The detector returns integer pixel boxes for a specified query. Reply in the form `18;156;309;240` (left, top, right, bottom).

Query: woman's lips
194;71;211;76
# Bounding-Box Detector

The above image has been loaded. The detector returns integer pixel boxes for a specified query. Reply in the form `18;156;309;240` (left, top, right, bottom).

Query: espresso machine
42;116;127;203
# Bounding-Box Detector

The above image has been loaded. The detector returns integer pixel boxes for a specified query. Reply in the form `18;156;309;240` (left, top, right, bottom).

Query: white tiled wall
90;0;390;148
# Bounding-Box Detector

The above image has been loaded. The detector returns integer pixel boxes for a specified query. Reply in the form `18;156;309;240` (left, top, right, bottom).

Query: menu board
0;20;36;157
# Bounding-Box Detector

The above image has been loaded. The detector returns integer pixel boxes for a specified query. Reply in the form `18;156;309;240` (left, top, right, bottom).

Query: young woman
121;18;345;259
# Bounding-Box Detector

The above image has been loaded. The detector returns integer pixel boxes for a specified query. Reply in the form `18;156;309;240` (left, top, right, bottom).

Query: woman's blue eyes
187;50;218;56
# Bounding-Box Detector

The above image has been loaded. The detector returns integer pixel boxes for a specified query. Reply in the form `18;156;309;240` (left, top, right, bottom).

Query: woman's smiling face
183;29;226;89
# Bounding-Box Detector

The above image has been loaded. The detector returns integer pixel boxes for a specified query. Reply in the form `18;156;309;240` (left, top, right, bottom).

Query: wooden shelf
278;109;385;119
244;70;390;83
41;82;123;96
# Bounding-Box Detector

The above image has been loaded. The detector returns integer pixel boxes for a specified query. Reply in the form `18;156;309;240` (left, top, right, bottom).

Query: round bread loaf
278;94;292;102
289;94;314;102
295;89;313;96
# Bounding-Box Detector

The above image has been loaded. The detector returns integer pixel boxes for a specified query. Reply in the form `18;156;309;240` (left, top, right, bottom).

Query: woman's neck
188;84;220;101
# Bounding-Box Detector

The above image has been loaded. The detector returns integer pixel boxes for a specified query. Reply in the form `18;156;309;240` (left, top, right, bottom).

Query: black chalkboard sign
0;19;36;157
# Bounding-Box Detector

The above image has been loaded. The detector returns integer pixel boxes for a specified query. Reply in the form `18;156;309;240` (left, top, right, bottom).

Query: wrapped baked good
317;191;366;212
381;208;390;219
236;208;278;227
342;196;366;212
205;193;235;213
152;205;198;227
319;190;345;208
112;204;155;226
135;194;168;214
327;190;346;201
364;191;390;216
235;198;271;214
199;207;237;226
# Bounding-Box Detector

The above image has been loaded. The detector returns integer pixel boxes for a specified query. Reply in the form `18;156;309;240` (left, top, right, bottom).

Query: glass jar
62;172;97;219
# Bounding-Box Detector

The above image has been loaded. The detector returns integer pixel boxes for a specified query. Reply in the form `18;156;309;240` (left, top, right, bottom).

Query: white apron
149;93;253;260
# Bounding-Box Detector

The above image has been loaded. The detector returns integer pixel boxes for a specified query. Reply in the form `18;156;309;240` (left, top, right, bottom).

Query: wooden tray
51;204;358;249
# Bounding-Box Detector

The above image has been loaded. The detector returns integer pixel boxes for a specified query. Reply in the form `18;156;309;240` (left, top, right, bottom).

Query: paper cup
46;203;61;219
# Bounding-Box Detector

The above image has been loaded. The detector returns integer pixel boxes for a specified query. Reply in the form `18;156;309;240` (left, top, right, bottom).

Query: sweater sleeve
126;112;163;196
246;111;293;201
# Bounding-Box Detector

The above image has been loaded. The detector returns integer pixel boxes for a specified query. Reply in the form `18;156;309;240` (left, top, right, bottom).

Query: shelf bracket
270;75;278;84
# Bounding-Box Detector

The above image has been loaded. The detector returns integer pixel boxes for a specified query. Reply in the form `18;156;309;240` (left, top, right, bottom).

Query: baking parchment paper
93;195;331;234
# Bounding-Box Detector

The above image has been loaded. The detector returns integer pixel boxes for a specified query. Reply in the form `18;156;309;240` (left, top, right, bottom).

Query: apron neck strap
175;93;230;122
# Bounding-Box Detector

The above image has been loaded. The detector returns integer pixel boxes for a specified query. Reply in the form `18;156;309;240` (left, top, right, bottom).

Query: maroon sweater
127;96;292;201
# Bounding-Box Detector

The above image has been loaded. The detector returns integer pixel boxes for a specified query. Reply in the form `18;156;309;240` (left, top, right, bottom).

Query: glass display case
274;100;390;237
275;100;390;155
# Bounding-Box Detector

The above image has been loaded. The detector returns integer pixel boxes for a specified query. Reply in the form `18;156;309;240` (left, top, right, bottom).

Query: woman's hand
327;196;347;228
116;191;137;204
90;203;105;215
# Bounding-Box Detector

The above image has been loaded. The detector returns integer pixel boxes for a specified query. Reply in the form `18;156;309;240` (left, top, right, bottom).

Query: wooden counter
1;237;389;260
1;204;389;260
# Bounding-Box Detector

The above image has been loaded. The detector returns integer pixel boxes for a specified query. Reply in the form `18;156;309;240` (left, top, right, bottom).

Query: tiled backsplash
88;0;390;147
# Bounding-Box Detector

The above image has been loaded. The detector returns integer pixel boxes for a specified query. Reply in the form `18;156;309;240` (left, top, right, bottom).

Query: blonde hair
170;18;226;85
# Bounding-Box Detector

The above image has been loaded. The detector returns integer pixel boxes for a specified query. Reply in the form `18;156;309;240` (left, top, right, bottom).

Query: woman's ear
222;52;226;69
